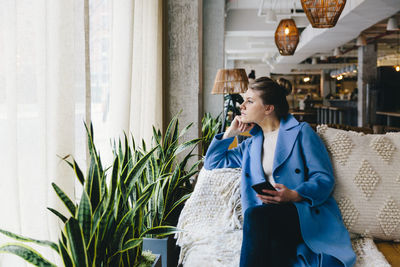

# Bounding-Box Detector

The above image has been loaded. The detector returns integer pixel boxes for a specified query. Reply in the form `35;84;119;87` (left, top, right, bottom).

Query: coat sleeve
294;123;335;207
203;133;249;170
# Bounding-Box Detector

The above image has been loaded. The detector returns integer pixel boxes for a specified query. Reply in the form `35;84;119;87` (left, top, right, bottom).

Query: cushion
317;125;400;241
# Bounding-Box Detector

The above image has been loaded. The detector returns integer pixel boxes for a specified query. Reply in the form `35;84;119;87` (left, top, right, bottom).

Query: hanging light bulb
395;65;400;72
275;19;299;56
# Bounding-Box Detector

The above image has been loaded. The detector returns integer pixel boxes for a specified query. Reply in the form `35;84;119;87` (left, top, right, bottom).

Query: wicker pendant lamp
301;0;346;28
275;19;299;56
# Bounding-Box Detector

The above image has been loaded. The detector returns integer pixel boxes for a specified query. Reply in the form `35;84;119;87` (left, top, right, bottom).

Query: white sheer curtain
0;0;164;265
0;0;86;266
107;0;163;150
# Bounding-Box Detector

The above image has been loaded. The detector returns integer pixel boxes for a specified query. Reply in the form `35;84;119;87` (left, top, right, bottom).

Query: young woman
204;77;356;267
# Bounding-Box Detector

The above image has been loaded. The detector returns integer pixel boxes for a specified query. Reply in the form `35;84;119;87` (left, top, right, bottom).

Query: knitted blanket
175;168;391;267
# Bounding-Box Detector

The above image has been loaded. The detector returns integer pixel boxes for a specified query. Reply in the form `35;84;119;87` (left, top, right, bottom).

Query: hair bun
277;78;292;96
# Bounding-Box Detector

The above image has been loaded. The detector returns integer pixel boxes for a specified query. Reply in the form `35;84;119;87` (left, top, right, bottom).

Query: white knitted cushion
317;125;400;241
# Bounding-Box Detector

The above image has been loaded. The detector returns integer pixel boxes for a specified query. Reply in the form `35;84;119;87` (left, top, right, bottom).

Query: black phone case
251;181;276;195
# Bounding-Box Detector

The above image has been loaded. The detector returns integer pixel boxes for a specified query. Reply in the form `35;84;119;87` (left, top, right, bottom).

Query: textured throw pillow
317;125;400;241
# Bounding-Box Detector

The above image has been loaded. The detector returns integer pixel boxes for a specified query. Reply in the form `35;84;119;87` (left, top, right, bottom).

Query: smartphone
251;181;276;195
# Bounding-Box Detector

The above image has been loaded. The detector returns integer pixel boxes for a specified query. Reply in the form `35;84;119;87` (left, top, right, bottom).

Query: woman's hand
223;116;255;139
256;184;303;204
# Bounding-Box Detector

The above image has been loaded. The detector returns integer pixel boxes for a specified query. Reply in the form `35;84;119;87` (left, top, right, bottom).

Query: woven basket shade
211;69;249;94
301;0;346;28
275;19;299;56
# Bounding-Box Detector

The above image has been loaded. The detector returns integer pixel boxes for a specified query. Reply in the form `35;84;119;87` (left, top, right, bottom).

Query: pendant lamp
301;0;346;28
275;19;299;56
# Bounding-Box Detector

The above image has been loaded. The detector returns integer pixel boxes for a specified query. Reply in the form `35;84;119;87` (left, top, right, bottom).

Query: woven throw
175;167;390;266
317;125;400;241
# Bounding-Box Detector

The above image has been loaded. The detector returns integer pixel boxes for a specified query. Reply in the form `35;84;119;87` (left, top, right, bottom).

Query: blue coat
204;115;356;267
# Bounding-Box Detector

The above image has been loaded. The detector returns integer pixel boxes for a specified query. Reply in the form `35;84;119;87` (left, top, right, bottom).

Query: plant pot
143;236;179;267
151;254;162;267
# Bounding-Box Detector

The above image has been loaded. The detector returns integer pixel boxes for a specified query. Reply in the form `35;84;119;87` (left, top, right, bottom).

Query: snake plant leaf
157;185;165;224
51;183;76;215
47;207;68;223
77;189;92;247
117;238;143;255
133;183;156;215
188;159;203;173
65;218;89;267
163;114;178;151
179;122;193;138
130;133;136;153
72;159;85;185
111;209;135;252
141;138;147;152
84;122;95;156
0;243;57;267
174;169;199;190
152;126;161;147
140;226;181;238
86;156;101;212
171;118;179;147
120;133;130;179
0;229;59;252
58;239;73;267
163;193;192;222
175;138;202;155
59;156;85;186
88;203;103;247
125;146;158;191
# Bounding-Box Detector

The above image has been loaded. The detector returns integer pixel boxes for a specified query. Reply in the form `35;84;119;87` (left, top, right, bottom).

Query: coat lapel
273;115;301;174
249;125;266;183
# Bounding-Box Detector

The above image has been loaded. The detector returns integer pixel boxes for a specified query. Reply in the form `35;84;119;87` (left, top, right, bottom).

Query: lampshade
274;19;299;56
211;69;249;95
300;0;346;28
386;17;399;31
356;35;367;46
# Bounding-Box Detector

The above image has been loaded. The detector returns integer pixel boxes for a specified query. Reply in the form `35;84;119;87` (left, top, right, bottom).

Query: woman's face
240;88;271;124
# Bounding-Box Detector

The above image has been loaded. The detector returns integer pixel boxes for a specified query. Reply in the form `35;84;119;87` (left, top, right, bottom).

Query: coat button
315;209;320;214
295;168;301;174
245;173;250;177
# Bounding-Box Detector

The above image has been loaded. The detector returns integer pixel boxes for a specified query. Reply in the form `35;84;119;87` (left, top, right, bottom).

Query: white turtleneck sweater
261;128;279;186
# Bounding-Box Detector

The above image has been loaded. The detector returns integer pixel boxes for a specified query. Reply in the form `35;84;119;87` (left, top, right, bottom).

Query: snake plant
123;114;202;236
0;123;178;267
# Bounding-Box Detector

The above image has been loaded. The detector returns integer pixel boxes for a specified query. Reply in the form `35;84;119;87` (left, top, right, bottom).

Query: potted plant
0;124;176;266
129;114;202;267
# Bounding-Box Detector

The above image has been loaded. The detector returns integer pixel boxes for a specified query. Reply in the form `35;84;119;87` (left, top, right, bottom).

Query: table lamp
211;68;249;132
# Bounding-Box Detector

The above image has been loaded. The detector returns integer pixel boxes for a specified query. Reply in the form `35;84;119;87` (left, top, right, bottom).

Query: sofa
175;125;400;267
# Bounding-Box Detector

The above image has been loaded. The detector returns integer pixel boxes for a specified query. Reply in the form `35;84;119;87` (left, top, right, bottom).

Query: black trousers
240;203;303;267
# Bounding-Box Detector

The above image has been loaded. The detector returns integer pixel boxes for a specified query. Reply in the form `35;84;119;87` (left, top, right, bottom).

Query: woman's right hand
223;116;254;139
